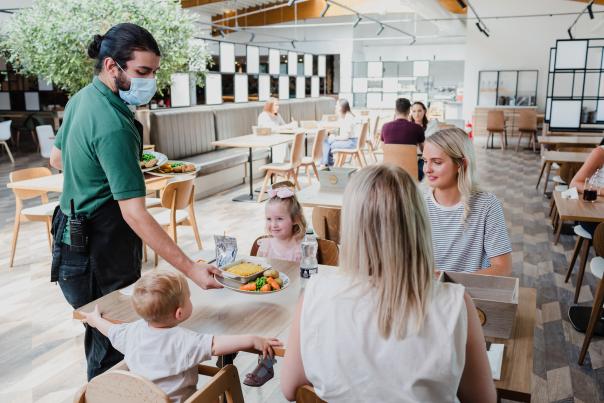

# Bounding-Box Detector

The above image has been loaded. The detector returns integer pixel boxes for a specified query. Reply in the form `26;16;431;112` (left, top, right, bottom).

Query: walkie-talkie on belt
69;199;88;253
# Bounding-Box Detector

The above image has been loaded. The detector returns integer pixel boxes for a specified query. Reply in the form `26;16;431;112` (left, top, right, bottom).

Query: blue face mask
115;62;157;106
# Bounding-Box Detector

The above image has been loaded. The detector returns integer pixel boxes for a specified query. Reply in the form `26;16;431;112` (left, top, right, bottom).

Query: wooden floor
0;138;603;403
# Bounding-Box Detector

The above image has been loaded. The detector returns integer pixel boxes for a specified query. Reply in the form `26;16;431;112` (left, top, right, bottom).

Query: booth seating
144;97;336;198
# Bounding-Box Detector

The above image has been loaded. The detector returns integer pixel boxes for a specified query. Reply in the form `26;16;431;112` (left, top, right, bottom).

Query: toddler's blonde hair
131;270;189;323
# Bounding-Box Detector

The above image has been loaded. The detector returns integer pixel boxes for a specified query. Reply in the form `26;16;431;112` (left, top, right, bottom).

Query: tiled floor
0;137;603;402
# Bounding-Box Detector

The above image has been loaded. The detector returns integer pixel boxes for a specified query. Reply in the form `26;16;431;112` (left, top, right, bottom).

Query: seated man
380;97;425;180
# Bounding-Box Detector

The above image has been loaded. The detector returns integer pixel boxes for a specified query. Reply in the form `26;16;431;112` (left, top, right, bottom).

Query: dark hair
395;98;411;115
87;23;161;72
411;101;428;130
337;98;354;116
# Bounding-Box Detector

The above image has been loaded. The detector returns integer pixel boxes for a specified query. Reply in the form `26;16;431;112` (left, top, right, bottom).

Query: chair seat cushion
590;256;604;279
21;201;59;217
574;225;593;240
259;162;294;171
150;208;189;226
186;148;270;176
332;148;357;154
300;156;315;164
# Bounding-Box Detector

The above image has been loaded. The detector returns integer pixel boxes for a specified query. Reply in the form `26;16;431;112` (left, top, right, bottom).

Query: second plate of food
140;151;168;172
150;160;199;176
216;269;289;294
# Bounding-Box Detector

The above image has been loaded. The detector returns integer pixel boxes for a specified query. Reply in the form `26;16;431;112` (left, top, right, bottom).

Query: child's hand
81;305;102;328
254;336;283;359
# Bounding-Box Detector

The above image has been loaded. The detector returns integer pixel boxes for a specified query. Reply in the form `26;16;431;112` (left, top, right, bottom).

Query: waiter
49;23;221;380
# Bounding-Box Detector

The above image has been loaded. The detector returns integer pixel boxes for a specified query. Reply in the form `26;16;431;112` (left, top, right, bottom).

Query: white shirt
333;112;358;140
425;119;439;137
108;320;213;403
424;190;512;272
258;111;286;128
300;270;467;403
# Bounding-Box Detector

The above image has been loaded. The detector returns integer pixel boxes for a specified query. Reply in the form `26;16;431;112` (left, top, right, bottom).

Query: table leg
542;162;552;195
232;147;256;202
536;160;547;189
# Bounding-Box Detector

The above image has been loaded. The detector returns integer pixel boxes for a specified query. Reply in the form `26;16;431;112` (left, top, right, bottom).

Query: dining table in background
213;134;294;203
536;151;591;194
296;183;344;209
72;252;536;402
538;136;602;148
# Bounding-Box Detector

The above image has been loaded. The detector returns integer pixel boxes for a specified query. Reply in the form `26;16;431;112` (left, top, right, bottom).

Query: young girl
246;184;307;387
422;128;512;276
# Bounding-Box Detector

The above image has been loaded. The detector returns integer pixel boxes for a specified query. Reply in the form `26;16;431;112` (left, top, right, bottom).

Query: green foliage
0;0;210;95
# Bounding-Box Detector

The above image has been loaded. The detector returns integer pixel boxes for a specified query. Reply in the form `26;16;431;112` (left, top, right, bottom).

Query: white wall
462;0;604;120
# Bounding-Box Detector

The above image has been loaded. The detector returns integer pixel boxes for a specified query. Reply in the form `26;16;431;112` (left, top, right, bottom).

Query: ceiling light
249;32;255;42
288;0;296;6
376;24;384;36
320;2;330;18
568;28;573;39
409;38;416;45
353;15;362;28
291;40;296;49
456;0;467;8
588;1;594;19
218;29;225;38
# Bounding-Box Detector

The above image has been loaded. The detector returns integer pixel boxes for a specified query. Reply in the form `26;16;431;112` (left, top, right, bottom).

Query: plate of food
149;160;199;176
217;269;289;294
140;151;167;172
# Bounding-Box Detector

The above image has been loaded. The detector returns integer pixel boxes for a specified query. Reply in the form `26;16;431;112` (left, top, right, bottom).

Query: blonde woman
281;165;496;403
423;128;512;276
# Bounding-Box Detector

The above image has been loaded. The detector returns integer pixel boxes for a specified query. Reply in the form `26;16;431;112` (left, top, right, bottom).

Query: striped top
425;190;512;273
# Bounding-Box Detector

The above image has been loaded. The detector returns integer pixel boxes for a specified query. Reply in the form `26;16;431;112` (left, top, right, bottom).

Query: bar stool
486;110;506;150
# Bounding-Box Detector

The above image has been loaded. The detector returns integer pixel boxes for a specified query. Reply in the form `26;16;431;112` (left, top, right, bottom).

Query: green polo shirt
55;76;145;243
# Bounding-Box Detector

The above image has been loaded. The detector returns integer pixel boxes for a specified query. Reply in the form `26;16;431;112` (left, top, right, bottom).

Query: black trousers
55;243;123;380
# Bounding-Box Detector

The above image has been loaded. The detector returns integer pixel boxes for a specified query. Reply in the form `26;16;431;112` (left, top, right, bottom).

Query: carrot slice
260;283;272;292
267;276;281;290
240;283;257;291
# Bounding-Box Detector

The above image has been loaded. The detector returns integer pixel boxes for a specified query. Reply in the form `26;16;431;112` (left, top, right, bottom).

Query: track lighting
218;29;225;38
568;28;573;39
475;22;489;37
353;15;362;28
320;2;330;18
287;0;296;6
376;24;384;36
249;33;255;42
588;1;594;19
291;40;296;49
456;0;467;8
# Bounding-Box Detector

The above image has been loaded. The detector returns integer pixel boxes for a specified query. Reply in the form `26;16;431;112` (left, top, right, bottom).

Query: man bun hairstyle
87;23;161;72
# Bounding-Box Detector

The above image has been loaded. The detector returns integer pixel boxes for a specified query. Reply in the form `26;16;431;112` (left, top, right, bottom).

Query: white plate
141;151;168;172
216;272;289;294
147;160;200;177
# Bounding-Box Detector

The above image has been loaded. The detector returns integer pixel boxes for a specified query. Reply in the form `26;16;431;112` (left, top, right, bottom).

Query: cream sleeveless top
300;270;467;403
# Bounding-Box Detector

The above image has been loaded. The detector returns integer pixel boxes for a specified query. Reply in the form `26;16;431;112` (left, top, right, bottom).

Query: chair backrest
160;177;195;210
355;121;369;151
290;132;305;166
518;109;537;132
36;125;55;159
317;238;339;266
301;120;318;129
189;364;245;403
9;167;52;200
486;110;505;132
250;235;271;256
311;129;327;162
371;115;381;144
312;207;341;244
0;120;11;141
296;385;327;403
593;223;604;257
74;369;170;403
382;144;419;179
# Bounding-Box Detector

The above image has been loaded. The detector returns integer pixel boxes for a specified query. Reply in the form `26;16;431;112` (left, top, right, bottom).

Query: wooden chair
486;110;506;150
333;121;369;168
250;235;339;266
579;223;604;365
9;167;59;268
148;177;202;266
258;132;305;202
382;144;419;179
366;115;381;162
312;206;341;244
515;109;538;152
0;120;15;164
299;129;327;184
296;385;327;403
73;362;244;403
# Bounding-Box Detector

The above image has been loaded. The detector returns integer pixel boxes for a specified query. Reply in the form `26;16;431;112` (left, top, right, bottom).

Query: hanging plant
0;0;211;95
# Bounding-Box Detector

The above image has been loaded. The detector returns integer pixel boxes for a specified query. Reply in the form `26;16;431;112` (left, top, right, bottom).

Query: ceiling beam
181;0;225;7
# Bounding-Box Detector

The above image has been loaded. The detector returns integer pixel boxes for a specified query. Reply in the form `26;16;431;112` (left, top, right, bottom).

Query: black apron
50;119;145;290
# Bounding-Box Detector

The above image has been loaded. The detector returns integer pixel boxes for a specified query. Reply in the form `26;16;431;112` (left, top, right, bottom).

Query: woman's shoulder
470;191;500;205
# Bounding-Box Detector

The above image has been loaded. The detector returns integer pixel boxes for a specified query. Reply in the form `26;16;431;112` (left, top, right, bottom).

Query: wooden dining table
7;172;168;193
72;252;536;402
296;183;344;209
536;151;591;194
538;135;602;147
213;134;294;203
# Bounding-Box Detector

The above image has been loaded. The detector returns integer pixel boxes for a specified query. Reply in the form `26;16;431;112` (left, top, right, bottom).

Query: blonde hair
263;97;278;114
340;164;434;338
131;270;189;323
425;128;479;221
266;184;307;241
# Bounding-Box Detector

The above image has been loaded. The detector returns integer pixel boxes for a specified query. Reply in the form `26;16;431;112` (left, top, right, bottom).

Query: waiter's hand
189;262;223;290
